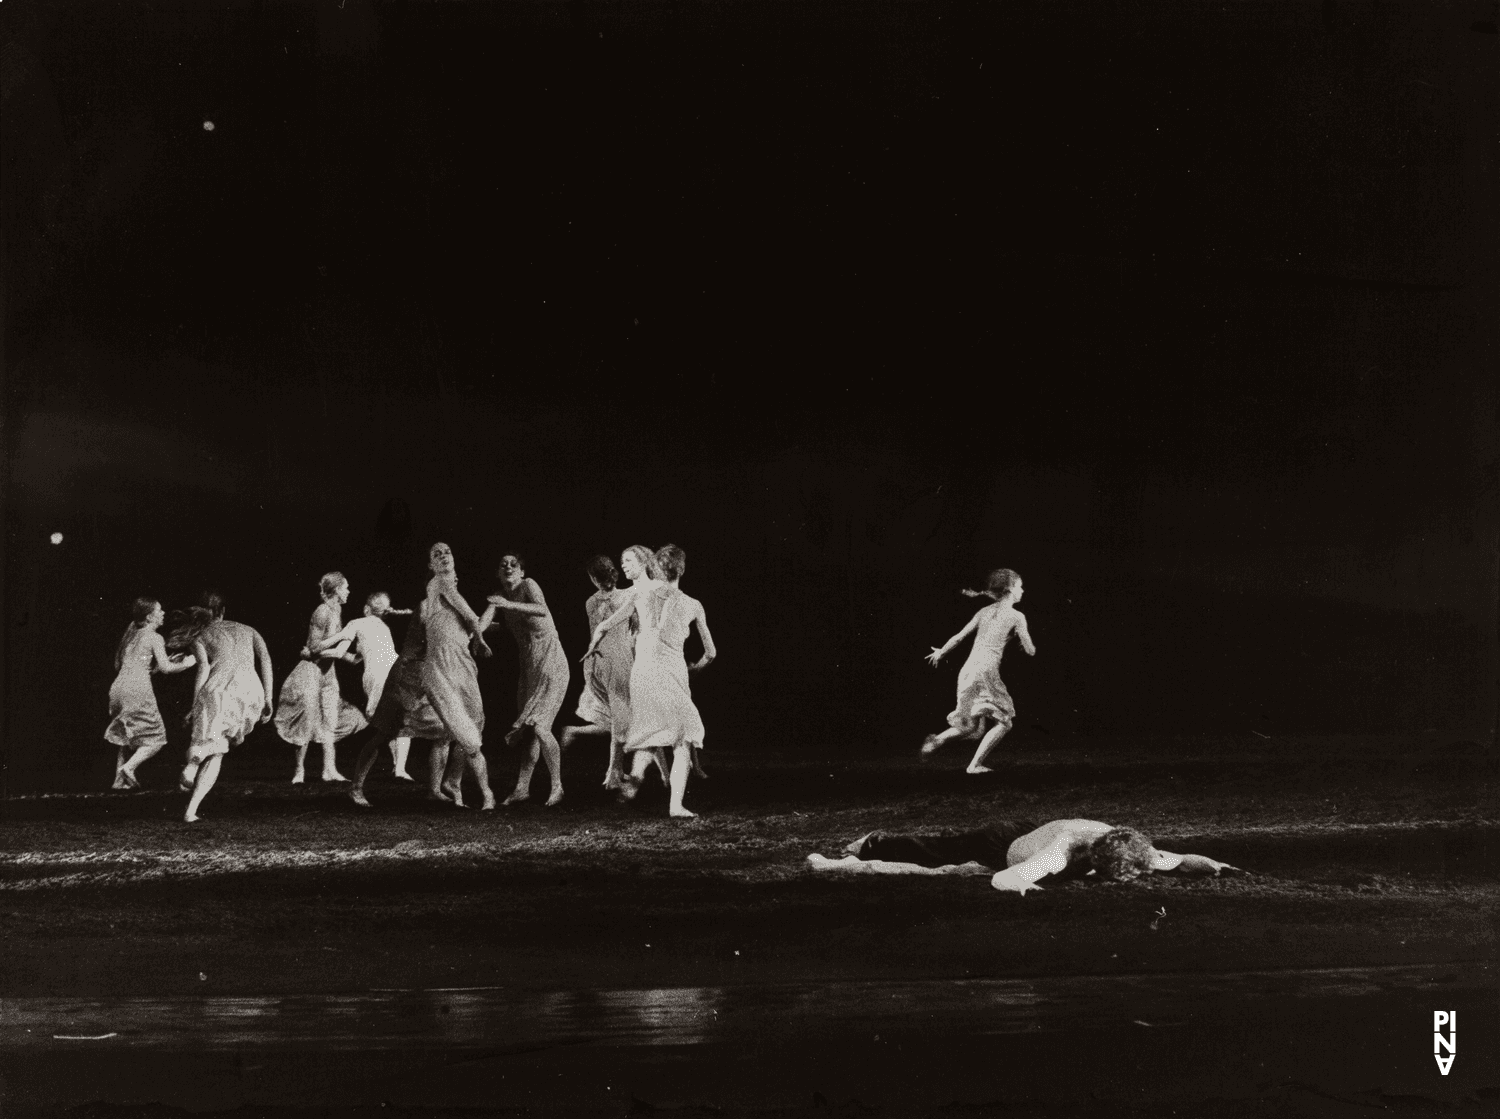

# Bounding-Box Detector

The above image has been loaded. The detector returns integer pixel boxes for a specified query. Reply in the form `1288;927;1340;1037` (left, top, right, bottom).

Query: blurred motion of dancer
180;592;275;822
107;597;197;789
487;553;570;807
327;591;416;780
559;555;635;791
587;544;715;818
420;542;498;809
275;572;363;784
921;568;1035;773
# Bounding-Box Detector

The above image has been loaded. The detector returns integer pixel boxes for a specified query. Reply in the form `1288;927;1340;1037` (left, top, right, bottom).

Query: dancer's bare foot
544;788;564;807
426;789;450;802
966;764;995;774
350;788;371;807
183;812;200;823
501;790;531;807
615;775;642;803
291;770;306;785
669;806;698;819
844;831;876;857
112;774;130;791
479;793;496;811
394;771;414;781
919;734;940;758
440;781;465;807
320;770;349;783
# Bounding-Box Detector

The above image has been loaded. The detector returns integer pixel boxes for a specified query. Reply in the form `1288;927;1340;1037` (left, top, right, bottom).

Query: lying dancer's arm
689;604;716;672
149;632;196;674
989;833;1075;894
1150;850;1245;877
925;611;982;667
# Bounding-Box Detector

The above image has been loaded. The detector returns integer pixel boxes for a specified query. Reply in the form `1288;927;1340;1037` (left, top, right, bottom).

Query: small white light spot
50;532;63;545
203;121;215;132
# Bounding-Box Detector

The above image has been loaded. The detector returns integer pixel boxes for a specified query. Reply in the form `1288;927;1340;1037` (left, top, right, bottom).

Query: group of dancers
105;542;715;822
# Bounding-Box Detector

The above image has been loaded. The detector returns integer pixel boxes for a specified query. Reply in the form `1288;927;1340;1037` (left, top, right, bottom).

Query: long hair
164;593;221;654
962;568;1020;602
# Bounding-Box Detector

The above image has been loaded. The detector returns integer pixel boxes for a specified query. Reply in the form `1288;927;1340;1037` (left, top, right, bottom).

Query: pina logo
1433;1011;1456;1075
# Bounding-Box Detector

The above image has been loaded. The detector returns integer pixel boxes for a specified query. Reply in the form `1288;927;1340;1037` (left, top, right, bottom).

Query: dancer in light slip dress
180;592;275;822
274;572;363;783
326;591;416;780
107;597;197;789
559;555;635;791
420;542;499;809
585;544;715;817
920;568;1035;774
485;552;571;807
347;588;462;808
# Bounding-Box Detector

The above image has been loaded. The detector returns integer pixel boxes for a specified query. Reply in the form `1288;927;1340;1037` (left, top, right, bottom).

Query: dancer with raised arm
921;568;1035;774
107;597;197;789
326;592;416;780
275;572;363;784
487;553;571;807
559;555;635;791
421;542;498;809
180;592;275;823
585;544;715;818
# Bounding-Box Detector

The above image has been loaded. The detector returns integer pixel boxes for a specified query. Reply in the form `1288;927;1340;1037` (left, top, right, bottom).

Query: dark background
3;0;1496;793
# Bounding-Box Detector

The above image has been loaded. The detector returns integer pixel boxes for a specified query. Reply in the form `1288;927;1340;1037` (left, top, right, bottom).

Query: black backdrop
4;0;1495;792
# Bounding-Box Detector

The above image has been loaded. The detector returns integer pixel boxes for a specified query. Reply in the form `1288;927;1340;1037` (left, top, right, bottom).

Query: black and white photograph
2;0;1496;1115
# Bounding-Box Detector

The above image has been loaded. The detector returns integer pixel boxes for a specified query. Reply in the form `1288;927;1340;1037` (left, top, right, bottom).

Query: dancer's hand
299;646;314;661
925;647;945;666
472;636;493;659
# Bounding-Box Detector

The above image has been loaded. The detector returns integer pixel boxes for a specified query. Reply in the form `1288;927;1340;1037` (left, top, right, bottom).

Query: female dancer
421;542;498;809
921;568;1036;773
487;552;570;807
180;592;275;822
274;572;362;783
107;597;197;789
559;555;635;790
327;591;416;780
585;544;715;817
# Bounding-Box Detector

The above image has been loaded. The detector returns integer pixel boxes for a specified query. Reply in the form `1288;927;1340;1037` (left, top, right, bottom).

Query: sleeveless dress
499;578;571;748
420;575;486;754
274;604;366;746
337;615;399;716
188;620;267;764
946;604;1019;737
623;586;705;754
368;607;449;741
105;628;168;753
577;588;633;734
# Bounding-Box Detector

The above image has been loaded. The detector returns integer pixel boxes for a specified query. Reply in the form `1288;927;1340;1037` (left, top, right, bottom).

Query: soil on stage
2;734;1493;1000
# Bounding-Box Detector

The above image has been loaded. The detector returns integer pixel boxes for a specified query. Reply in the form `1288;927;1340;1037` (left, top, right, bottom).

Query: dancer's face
620;551;642;581
497;555;524;588
429;543;455;577
148;602;165;628
1010;580;1024;604
334;580;351;605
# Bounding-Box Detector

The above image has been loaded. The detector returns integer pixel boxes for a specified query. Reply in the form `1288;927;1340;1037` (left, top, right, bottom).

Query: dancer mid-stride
421;542;498;809
275;572;363;784
585;544;715;818
559;555;634;791
921;568;1035;774
180;592;275;822
327;592;416;780
487;553;571;807
107;597;197;789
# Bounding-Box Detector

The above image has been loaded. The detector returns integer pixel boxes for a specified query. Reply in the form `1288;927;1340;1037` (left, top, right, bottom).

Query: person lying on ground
806;818;1245;893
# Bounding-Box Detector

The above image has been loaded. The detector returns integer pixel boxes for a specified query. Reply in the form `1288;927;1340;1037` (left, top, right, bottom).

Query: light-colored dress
946;603;1025;737
274;603;366;747
499;578;571;748
624;585;705;754
368;608;449;741
188;620;267;764
577;588;633;735
420;575;485;754
105;627;168;753
335;615;400;716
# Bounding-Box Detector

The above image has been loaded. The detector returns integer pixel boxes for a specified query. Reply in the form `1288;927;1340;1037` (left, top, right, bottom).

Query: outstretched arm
252;629;275;720
926;611;982;667
990;834;1074;894
149;633;196;674
1152;850;1245;877
584;587;647;657
488;580;548;618
1015;612;1036;656
689;605;716;672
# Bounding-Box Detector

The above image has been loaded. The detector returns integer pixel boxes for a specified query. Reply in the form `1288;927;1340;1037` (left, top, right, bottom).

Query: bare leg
504;729;537;806
605;738;626;789
428;742;454;800
668;743;696;818
390;737;412;779
183;754;223;822
319;741;348;782
349;728;396;807
113;744;130;789
534;726;564;807
440;745;468;806
691;747;708;780
466;748;496;810
292;744;308;784
617;748;652;801
967;720;1011;774
120;743;162;788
